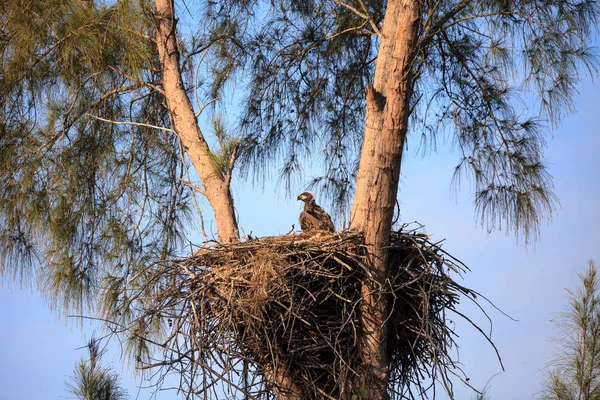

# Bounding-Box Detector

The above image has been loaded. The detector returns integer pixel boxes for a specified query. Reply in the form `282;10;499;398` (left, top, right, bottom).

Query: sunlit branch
85;114;176;133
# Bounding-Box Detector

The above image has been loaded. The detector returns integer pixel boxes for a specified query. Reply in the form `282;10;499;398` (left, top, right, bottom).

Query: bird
297;192;335;232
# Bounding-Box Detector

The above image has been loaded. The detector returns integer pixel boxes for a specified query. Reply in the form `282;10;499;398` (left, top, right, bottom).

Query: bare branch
224;142;240;188
331;0;382;38
177;178;207;196
418;0;473;50
85;113;176;133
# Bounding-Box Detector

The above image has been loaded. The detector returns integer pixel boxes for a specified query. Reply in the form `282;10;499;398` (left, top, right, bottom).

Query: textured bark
154;0;238;243
349;0;421;397
264;365;305;400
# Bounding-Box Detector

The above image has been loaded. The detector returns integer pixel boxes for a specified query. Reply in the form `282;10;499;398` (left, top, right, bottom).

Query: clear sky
1;71;599;400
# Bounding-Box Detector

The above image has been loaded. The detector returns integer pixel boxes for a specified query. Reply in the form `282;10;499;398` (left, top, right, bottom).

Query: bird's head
297;192;314;203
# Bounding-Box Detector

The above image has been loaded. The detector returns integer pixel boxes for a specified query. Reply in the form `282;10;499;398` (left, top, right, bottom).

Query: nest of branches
135;227;495;399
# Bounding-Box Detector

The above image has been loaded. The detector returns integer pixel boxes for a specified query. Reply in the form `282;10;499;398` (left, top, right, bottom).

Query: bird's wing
323;213;335;232
308;206;335;232
300;211;323;231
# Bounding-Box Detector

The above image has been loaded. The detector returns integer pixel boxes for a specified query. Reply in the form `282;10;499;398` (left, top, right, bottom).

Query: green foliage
540;260;600;400
208;115;240;178
65;338;129;400
0;0;192;313
204;0;599;239
418;0;598;241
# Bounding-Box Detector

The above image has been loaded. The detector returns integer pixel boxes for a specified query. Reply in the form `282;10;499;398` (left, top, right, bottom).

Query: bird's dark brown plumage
297;192;334;232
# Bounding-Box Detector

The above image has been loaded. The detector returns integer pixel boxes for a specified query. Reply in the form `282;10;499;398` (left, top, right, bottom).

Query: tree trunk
154;1;302;397
264;364;304;400
154;0;239;243
349;0;421;397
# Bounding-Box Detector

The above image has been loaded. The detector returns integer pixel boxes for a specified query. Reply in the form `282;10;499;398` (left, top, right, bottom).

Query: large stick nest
133;227;496;399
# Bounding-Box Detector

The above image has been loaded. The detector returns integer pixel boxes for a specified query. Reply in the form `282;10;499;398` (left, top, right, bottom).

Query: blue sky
2;62;600;400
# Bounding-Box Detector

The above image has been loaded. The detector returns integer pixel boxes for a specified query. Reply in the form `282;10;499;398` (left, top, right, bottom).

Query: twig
331;0;382;38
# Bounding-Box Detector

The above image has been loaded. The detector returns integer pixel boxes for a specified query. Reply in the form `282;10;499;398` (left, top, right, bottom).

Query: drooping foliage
0;0;200;311
204;0;385;213
204;0;598;237
415;0;598;240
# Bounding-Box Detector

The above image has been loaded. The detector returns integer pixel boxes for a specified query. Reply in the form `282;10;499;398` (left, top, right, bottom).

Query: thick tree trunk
349;0;421;397
154;0;239;243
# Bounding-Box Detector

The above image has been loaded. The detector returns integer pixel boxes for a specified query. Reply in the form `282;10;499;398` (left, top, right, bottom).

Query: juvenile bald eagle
297;192;335;232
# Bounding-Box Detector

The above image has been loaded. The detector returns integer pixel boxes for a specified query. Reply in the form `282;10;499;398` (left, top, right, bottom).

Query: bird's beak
297;195;303;201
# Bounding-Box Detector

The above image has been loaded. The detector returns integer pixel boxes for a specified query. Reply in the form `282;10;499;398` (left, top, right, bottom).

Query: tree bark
154;0;239;243
349;0;421;397
264;364;304;400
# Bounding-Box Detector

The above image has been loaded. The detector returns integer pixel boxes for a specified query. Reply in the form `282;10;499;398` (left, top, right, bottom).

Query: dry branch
124;226;496;399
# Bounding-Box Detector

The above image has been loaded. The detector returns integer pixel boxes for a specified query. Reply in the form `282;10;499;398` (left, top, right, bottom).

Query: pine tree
540;260;600;400
66;338;128;400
